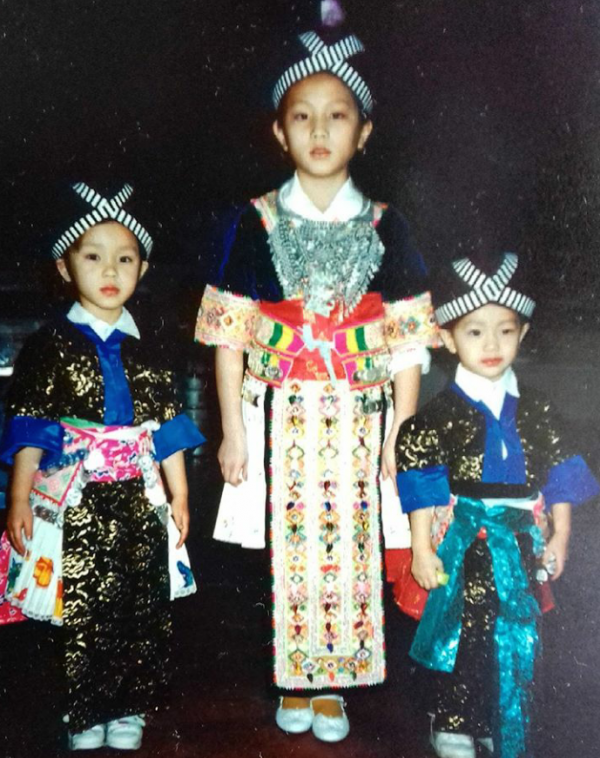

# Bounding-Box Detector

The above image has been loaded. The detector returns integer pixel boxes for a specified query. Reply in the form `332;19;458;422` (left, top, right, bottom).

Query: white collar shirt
278;172;370;222
454;363;519;420
67;302;140;342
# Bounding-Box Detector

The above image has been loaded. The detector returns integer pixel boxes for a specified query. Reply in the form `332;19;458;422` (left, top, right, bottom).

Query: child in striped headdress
195;2;438;743
395;251;599;758
0;182;204;751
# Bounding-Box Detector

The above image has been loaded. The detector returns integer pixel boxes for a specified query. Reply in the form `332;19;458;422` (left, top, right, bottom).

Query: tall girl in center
196;20;438;742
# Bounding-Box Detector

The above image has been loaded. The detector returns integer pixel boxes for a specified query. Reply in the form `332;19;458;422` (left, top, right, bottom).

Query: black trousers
425;535;536;738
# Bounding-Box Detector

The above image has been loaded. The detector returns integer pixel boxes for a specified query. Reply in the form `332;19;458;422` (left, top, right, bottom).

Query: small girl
195;14;437;743
395;252;599;758
0;182;204;751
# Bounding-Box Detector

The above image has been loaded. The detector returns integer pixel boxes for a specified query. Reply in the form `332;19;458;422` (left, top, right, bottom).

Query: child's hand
411;547;445;590
381;434;398;489
544;501;571;581
7;499;33;556
543;532;569;581
171;496;190;549
218;434;248;486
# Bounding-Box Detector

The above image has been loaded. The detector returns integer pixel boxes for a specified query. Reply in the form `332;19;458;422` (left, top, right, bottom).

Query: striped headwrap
272;29;373;115
433;252;536;326
52;182;153;260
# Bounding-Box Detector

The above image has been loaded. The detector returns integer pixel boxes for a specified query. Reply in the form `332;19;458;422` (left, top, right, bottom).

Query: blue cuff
396;465;450;513
0;416;65;465
541;455;600;508
152;413;206;462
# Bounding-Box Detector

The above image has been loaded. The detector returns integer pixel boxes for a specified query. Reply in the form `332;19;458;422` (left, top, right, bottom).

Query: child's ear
357;119;373;151
440;328;458;354
138;261;149;280
518;321;530;344
56;258;72;283
272;120;288;152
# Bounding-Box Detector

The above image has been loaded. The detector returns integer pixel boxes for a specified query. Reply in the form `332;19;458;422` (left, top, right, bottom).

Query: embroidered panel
246;312;306;386
333;318;386;357
271;379;386;689
195;285;258;350
251;192;279;234
384;291;441;350
339;350;390;389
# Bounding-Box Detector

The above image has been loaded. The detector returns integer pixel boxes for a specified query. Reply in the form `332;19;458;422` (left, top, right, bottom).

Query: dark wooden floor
1;450;599;758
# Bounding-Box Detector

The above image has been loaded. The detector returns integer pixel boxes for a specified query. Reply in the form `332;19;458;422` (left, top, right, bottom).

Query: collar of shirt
454;363;519;420
278;173;370;222
67;302;140;342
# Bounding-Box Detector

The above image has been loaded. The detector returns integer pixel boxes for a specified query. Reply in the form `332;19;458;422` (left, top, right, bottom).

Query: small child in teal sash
395;251;599;758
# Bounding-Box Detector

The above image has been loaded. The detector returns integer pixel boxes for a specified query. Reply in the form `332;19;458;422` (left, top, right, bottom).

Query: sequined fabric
427;535;537;745
62;479;171;731
5;319;179;427
412;499;541;757
395;386;571;491
429;539;498;736
3;318;180;731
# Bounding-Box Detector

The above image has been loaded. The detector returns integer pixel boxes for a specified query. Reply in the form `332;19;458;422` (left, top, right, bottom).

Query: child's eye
467;329;481;337
502;328;516;335
83;253;100;261
331;111;347;120
119;255;134;264
293;112;308;121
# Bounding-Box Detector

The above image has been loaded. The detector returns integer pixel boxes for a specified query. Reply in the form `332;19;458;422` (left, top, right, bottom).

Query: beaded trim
384;291;440;349
195;285;258;350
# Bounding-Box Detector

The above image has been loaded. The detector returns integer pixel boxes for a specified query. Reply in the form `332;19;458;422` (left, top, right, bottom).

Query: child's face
272;73;372;188
56;222;148;324
441;304;529;381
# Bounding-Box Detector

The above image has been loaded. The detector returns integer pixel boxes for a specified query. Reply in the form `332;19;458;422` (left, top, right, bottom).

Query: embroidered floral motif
33;557;54;588
195;285;258;350
272;379;385;689
384;291;440;350
282;383;309;676
1;421;191;626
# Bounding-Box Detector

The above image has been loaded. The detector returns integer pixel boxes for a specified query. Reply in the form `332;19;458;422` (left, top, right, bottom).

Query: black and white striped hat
432;252;536;326
272;28;373;115
52;182;153;260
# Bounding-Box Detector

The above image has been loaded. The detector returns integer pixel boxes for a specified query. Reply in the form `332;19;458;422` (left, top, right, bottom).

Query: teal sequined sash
410;497;545;758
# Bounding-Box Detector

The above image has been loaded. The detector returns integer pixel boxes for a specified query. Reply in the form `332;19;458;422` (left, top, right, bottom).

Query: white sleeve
388;345;431;377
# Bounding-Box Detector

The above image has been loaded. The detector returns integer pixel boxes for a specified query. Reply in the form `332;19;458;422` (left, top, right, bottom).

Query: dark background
2;0;600;321
1;3;600;756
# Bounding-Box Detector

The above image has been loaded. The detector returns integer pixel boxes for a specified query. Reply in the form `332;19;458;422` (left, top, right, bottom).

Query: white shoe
478;736;494;753
68;724;106;750
430;731;475;758
275;698;313;734
311;695;350;743
105;714;145;750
